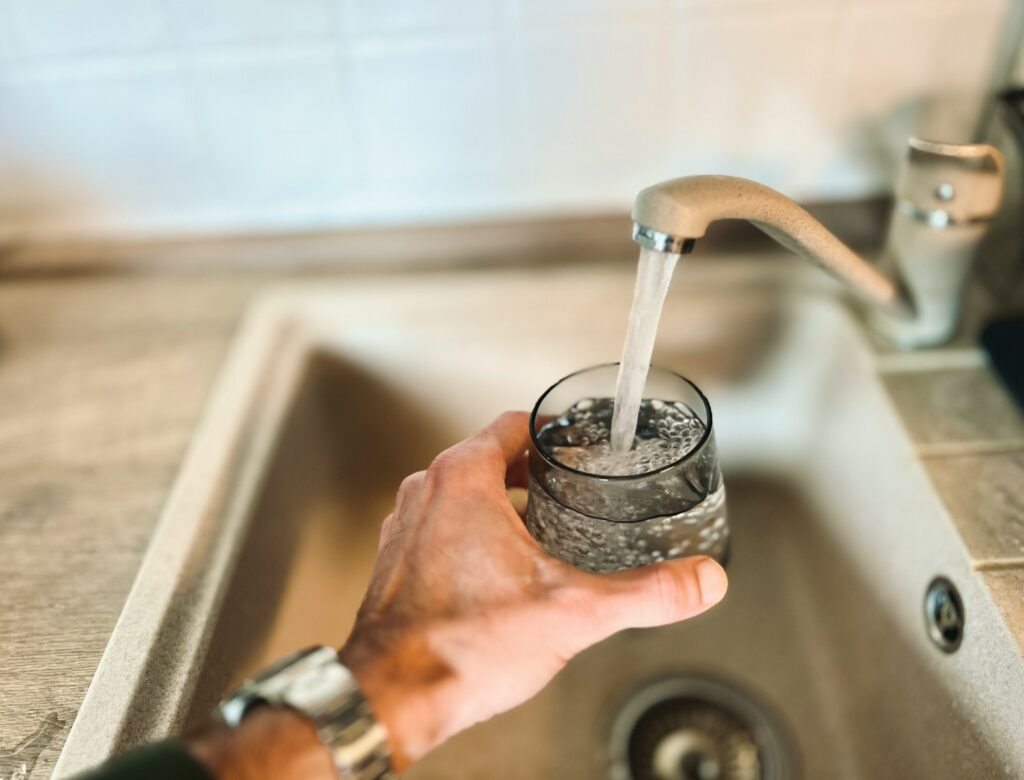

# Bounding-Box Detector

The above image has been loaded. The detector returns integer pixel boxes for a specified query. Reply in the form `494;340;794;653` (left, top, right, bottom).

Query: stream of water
527;245;731;571
609;247;681;452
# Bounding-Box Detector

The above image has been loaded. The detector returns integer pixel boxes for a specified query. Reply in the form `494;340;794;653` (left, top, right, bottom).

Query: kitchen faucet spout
631;139;1005;348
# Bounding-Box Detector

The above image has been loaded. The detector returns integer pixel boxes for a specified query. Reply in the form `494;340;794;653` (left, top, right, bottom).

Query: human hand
339;411;728;771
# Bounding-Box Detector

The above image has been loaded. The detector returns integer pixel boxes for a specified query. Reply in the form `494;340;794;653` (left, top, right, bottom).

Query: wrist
339;627;459;772
188;707;335;780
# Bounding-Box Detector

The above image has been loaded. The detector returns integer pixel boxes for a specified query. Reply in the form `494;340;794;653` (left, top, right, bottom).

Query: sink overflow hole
925;576;964;653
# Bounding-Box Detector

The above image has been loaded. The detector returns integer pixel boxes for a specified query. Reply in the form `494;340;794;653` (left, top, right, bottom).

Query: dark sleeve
74;741;214;780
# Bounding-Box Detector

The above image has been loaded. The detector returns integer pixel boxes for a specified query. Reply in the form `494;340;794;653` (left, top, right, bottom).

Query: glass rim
529;362;714;482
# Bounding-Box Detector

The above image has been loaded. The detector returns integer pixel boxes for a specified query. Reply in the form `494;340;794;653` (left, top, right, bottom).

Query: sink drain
608;676;792;780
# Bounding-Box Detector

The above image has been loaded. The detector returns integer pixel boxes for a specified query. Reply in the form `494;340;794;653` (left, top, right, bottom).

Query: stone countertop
0;269;300;777
0;256;1021;778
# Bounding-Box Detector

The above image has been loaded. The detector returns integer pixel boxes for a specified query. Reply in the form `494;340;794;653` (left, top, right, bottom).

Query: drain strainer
608;677;792;780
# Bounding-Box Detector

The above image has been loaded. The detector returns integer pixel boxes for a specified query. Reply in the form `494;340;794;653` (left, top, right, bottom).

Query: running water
526;245;730;571
610;247;681;452
526;248;731;571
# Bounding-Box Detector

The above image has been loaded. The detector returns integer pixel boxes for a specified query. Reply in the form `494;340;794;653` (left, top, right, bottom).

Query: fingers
393;470;427;517
476;410;532;470
505;450;530;490
381;470;427;548
582;556;728;636
431;411;532;485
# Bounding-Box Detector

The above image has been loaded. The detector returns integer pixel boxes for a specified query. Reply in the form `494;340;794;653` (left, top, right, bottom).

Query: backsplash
0;0;1010;238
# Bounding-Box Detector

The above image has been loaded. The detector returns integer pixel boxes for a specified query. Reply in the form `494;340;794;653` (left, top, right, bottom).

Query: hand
339;411;728;771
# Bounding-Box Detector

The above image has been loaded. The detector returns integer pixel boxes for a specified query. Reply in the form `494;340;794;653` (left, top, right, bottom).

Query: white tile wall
350;36;512;219
0;60;207;231
665;5;840;199
188;48;357;225
0;3;22;63
0;0;1013;238
515;0;664;27
350;0;500;36
514;22;670;206
168;0;339;47
826;0;1006;197
6;0;171;58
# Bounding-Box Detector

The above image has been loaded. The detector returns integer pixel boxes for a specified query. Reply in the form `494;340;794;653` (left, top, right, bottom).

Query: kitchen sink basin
55;261;1024;778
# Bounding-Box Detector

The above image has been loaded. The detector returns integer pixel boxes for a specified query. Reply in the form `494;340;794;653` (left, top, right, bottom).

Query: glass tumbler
526;364;728;573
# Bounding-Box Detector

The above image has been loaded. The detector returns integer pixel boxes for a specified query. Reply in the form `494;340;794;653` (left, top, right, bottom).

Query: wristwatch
219;645;395;779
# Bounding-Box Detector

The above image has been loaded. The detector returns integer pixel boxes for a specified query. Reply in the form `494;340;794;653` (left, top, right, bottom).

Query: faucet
631;138;1005;349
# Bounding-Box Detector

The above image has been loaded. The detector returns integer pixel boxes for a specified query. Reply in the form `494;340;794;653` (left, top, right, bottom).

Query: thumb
583;556;728;637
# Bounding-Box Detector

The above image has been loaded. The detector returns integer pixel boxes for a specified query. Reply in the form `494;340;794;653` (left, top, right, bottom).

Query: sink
54;260;1024;778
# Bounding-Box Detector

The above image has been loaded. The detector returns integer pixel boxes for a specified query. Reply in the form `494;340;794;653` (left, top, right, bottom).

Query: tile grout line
916;439;1024;459
974;559;1024;572
873;348;988;374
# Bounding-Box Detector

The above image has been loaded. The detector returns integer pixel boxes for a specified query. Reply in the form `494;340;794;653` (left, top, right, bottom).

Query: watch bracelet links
220;646;396;780
320;695;396;779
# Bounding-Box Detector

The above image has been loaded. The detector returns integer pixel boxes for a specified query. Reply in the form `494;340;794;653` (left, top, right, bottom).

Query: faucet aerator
632;223;696;255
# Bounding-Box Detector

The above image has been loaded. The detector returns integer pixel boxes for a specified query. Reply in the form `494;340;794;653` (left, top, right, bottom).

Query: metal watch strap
219;646;395;780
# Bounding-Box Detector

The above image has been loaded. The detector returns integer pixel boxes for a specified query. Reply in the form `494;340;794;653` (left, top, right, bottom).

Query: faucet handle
873;138;1007;349
896;137;1005;227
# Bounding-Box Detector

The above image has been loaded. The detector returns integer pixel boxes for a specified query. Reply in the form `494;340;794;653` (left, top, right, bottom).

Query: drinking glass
526;364;728;573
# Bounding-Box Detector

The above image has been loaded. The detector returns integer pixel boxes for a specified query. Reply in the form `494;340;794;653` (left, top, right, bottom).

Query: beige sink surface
55;263;1024;778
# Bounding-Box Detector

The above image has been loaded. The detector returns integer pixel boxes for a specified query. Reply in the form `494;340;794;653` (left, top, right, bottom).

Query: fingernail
695;558;728;606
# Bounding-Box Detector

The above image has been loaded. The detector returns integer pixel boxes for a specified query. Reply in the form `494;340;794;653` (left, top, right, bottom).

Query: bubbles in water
528;398;728;573
527;473;727;573
540;396;705;476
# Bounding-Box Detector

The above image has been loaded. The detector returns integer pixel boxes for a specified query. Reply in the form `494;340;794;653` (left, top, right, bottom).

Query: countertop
0;271;278;777
1;237;1022;777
